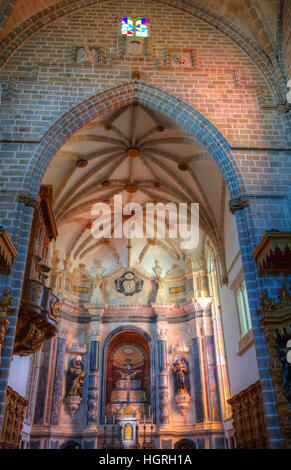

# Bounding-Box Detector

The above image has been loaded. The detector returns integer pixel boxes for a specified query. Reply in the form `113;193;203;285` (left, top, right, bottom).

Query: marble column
190;326;204;423
203;317;221;422
50;327;68;425
199;269;209;298
157;327;170;424
208;270;231;419
87;329;100;426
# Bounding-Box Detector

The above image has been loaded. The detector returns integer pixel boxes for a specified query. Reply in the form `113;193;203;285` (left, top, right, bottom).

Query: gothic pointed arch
25;82;244;198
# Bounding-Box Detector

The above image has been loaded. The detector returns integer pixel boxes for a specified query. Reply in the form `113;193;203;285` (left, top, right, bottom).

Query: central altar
108;364;148;418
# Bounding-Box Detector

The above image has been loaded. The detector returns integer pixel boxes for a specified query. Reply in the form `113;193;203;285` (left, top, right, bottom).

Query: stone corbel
17;193;39;208
229;196;249;214
276;102;291;114
0;290;14;376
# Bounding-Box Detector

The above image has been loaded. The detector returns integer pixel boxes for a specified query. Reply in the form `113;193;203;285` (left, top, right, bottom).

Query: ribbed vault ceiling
43;103;225;275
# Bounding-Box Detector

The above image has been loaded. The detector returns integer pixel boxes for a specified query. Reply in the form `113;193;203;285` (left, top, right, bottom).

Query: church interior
0;0;290;450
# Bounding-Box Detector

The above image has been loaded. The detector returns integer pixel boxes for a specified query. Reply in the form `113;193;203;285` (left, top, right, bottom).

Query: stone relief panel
102;266;155;306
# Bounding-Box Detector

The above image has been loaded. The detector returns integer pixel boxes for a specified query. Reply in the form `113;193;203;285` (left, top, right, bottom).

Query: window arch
235;280;252;337
135;17;149;37
121;17;134;36
120;17;149;37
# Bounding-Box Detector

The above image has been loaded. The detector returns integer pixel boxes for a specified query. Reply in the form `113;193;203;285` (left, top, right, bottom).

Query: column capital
156;327;168;341
90;328;101;341
57;326;69;338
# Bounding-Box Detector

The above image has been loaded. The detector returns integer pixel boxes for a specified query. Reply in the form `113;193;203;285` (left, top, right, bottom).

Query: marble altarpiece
21;250;231;450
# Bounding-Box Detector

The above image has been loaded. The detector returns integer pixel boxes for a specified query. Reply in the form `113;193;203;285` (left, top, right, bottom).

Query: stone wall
283;0;291;79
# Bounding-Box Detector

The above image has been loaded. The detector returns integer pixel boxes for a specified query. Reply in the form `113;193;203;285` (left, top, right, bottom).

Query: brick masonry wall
0;0;59;39
0;0;290;448
283;0;291;79
0;0;288;146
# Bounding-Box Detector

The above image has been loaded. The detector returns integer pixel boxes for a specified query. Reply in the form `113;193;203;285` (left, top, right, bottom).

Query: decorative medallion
114;271;144;296
127;147;140;158
178;162;188;171
126;185;138;193
76;159;88;168
172;53;189;66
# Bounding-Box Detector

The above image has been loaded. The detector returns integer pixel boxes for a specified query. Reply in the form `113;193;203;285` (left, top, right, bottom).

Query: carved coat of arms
114;271;144;296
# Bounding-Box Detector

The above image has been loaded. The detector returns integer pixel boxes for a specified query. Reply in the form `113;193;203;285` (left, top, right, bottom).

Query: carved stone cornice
0;228;17;275
252;231;291;272
229;196;249;214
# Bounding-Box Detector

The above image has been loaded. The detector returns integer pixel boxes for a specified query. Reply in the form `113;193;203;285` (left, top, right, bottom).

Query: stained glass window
121;17;134;36
135;17;149;37
120;17;149;37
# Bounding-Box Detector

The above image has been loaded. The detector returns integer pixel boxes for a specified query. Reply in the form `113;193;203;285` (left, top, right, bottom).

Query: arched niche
100;326;155;424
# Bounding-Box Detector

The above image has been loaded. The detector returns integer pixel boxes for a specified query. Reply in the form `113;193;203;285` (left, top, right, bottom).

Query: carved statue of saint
68;355;86;397
153;259;163;279
172;359;188;392
154;260;167;302
91;260;104;304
